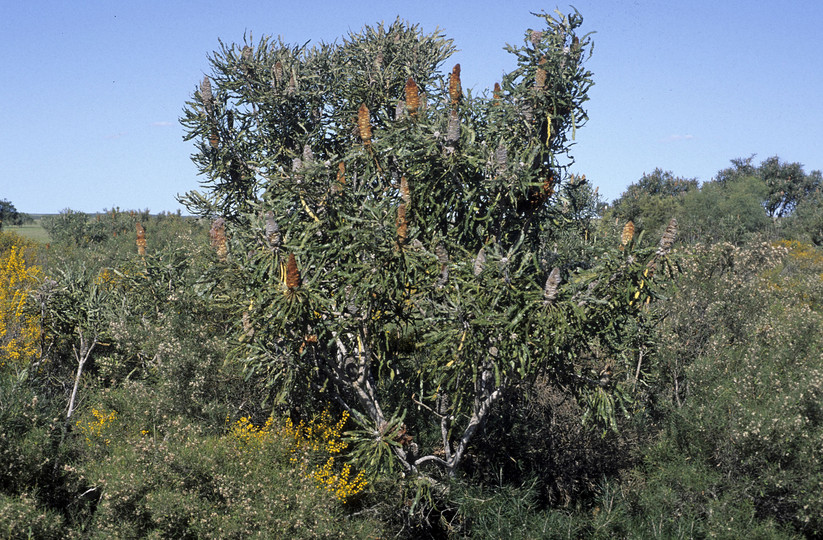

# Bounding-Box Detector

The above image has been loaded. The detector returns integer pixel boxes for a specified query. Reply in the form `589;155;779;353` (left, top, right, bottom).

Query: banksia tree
181;11;658;486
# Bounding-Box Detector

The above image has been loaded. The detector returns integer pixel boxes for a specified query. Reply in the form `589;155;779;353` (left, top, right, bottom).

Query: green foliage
608;168;697;236
610;157;823;247
0;493;66;540
471;377;640;507
759;156;822;218
677;174;771;244
786;189;823;245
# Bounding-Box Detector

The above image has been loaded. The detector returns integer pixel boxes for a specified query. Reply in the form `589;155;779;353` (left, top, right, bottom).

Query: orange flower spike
286;253;301;289
493;82;502;105
405;77;420;117
135;222;147;256
621;221;635;248
448;64;462;107
535;56;548;92
337;161;346;185
357;103;372;144
284;261;300;294
396;203;408;246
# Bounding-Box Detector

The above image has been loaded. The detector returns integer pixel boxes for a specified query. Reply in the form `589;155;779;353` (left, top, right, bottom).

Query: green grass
5;219;50;243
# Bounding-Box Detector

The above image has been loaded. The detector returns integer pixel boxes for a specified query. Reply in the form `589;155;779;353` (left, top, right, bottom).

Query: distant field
5;219;50;243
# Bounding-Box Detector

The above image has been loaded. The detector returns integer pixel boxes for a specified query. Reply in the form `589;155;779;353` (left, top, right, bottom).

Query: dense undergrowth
1;191;821;538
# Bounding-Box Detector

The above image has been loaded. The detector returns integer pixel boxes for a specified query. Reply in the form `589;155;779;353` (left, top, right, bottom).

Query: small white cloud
151;121;173;127
661;134;695;142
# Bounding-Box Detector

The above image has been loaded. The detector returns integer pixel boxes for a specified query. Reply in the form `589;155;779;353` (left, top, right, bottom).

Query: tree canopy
0;199;23;230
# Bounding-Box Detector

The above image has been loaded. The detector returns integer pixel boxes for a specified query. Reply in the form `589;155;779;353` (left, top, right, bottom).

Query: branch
413;454;450;469
411;393;445;419
447;385;503;475
66;328;98;421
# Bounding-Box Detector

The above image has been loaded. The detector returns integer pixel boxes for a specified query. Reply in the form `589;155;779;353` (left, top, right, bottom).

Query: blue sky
2;0;821;214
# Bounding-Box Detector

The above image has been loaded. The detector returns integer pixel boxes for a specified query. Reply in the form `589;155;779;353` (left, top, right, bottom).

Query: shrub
643;239;823;536
79;409;381;538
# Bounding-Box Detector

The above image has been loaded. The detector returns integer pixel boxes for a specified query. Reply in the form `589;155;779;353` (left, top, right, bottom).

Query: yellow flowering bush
229;415;275;446
76;408;118;446
311;458;369;503
0;242;41;368
775;239;823;277
229;409;367;503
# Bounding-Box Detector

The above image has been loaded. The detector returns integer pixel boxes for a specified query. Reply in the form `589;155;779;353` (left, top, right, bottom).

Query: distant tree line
0;199;32;229
607;155;823;245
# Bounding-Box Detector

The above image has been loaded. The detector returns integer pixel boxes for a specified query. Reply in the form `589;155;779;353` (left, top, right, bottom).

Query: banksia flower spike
494;144;508;175
209;128;219;149
285;253;301;289
200;76;213;114
396;203;408;246
264;211;280;251
357;103;372;144
135;222;147;256
302;143;314;163
242;311;254;338
405;77;420;117
493;82;502;105
535;64;547;92
400;176;411;205
448;64;461;108
273;60;284;87
336;161;346;186
621;221;635;250
210;217;228;261
473;247;486;276
543;267;561;305
241;45;254;76
435;242;449;265
656;217;678;257
435;242;449;289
